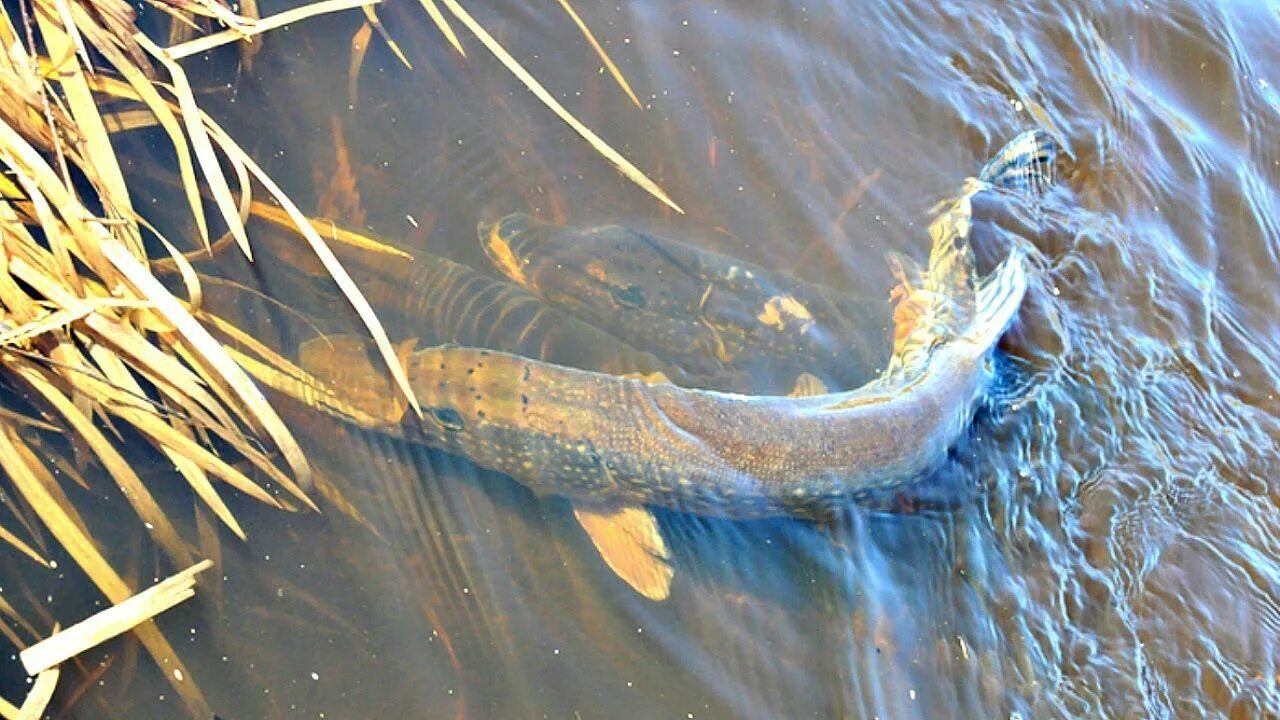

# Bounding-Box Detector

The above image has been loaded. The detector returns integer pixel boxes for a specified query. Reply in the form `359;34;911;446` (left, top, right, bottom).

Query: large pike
260;131;1054;600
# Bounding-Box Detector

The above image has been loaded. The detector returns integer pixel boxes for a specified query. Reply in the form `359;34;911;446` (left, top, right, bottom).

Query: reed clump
0;0;407;714
0;0;671;713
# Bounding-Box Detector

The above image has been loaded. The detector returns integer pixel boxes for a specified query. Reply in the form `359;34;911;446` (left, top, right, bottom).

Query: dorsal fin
788;372;829;397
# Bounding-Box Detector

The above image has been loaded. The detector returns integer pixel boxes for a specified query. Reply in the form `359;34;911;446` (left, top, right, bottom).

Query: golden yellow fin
788;372;828;397
620;370;672;385
297;335;417;425
572;504;672;601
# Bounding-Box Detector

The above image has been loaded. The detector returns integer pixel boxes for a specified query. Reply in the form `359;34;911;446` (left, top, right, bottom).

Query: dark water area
14;0;1280;717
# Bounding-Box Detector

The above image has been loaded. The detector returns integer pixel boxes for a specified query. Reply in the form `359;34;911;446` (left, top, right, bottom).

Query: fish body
405;245;1023;519
479;214;888;392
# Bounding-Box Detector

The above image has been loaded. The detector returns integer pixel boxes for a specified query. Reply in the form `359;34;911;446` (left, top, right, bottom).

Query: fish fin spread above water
572;504;673;601
965;248;1029;350
298;334;413;425
788;372;829;397
978;129;1058;195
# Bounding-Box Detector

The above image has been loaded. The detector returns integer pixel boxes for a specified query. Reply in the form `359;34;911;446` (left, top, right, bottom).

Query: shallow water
11;0;1280;717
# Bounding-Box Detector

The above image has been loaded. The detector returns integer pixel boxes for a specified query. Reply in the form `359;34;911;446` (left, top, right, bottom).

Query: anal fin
573;504;673;601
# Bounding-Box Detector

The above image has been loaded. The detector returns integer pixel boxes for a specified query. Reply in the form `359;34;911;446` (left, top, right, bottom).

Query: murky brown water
8;0;1280;717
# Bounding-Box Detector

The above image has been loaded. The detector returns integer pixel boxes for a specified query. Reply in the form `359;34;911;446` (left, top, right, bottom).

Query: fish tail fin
978;129;1058;196
966;247;1029;349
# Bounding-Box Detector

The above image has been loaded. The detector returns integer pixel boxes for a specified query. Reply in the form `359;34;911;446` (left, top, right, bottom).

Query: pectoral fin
572;504;673;601
788;372;828;397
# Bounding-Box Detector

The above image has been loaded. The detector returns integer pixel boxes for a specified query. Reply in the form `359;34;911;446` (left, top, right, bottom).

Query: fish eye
429;407;465;431
610;284;647;308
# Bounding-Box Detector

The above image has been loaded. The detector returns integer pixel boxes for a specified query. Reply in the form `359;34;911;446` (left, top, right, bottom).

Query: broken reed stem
19;559;214;676
15;667;58;720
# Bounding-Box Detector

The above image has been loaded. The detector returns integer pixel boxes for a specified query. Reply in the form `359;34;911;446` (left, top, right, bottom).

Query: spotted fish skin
478;214;888;393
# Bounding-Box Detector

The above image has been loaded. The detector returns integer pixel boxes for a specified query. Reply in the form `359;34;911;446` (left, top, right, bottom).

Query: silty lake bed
5;0;1280;717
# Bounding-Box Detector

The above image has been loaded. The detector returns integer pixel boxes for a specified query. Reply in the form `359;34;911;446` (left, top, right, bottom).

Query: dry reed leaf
165;0;378;59
15;666;58;720
0;407;61;434
72;5;210;248
0;426;210;717
0;297;146;346
249;200;413;259
436;0;683;213
33;6;142;256
360;4;411;69
0;120;113;281
554;0;641;108
416;0;464;57
202;116;423;420
0;590;41;647
8;431;94;542
20;559;213;675
134;32;252;259
7;255;235;433
12;362;194;567
0;522;49;567
96;238;313;489
0;694;16;720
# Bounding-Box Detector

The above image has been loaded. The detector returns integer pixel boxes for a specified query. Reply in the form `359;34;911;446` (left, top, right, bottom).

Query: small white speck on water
1013;99;1024;112
311;672;320;680
407;215;419;228
909;689;917;700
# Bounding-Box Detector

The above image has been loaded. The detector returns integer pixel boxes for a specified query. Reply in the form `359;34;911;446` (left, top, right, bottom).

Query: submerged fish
268;131;1054;600
477;213;888;393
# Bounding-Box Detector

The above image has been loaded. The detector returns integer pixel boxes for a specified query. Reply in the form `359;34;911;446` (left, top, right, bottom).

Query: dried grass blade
96;238;313;489
554;0;640;108
437;0;682;213
0;120;112;280
20;559;214;675
416;0;464;57
81;8;210;248
249;199;413;259
0;694;16;720
33;4;140;252
360;5;411;69
165;0;378;59
13;363;194;567
15;667;58;720
133;32;251;259
113;403;275;516
0;522;49;567
0;426;210;717
203;116;423;419
0;298;145;346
